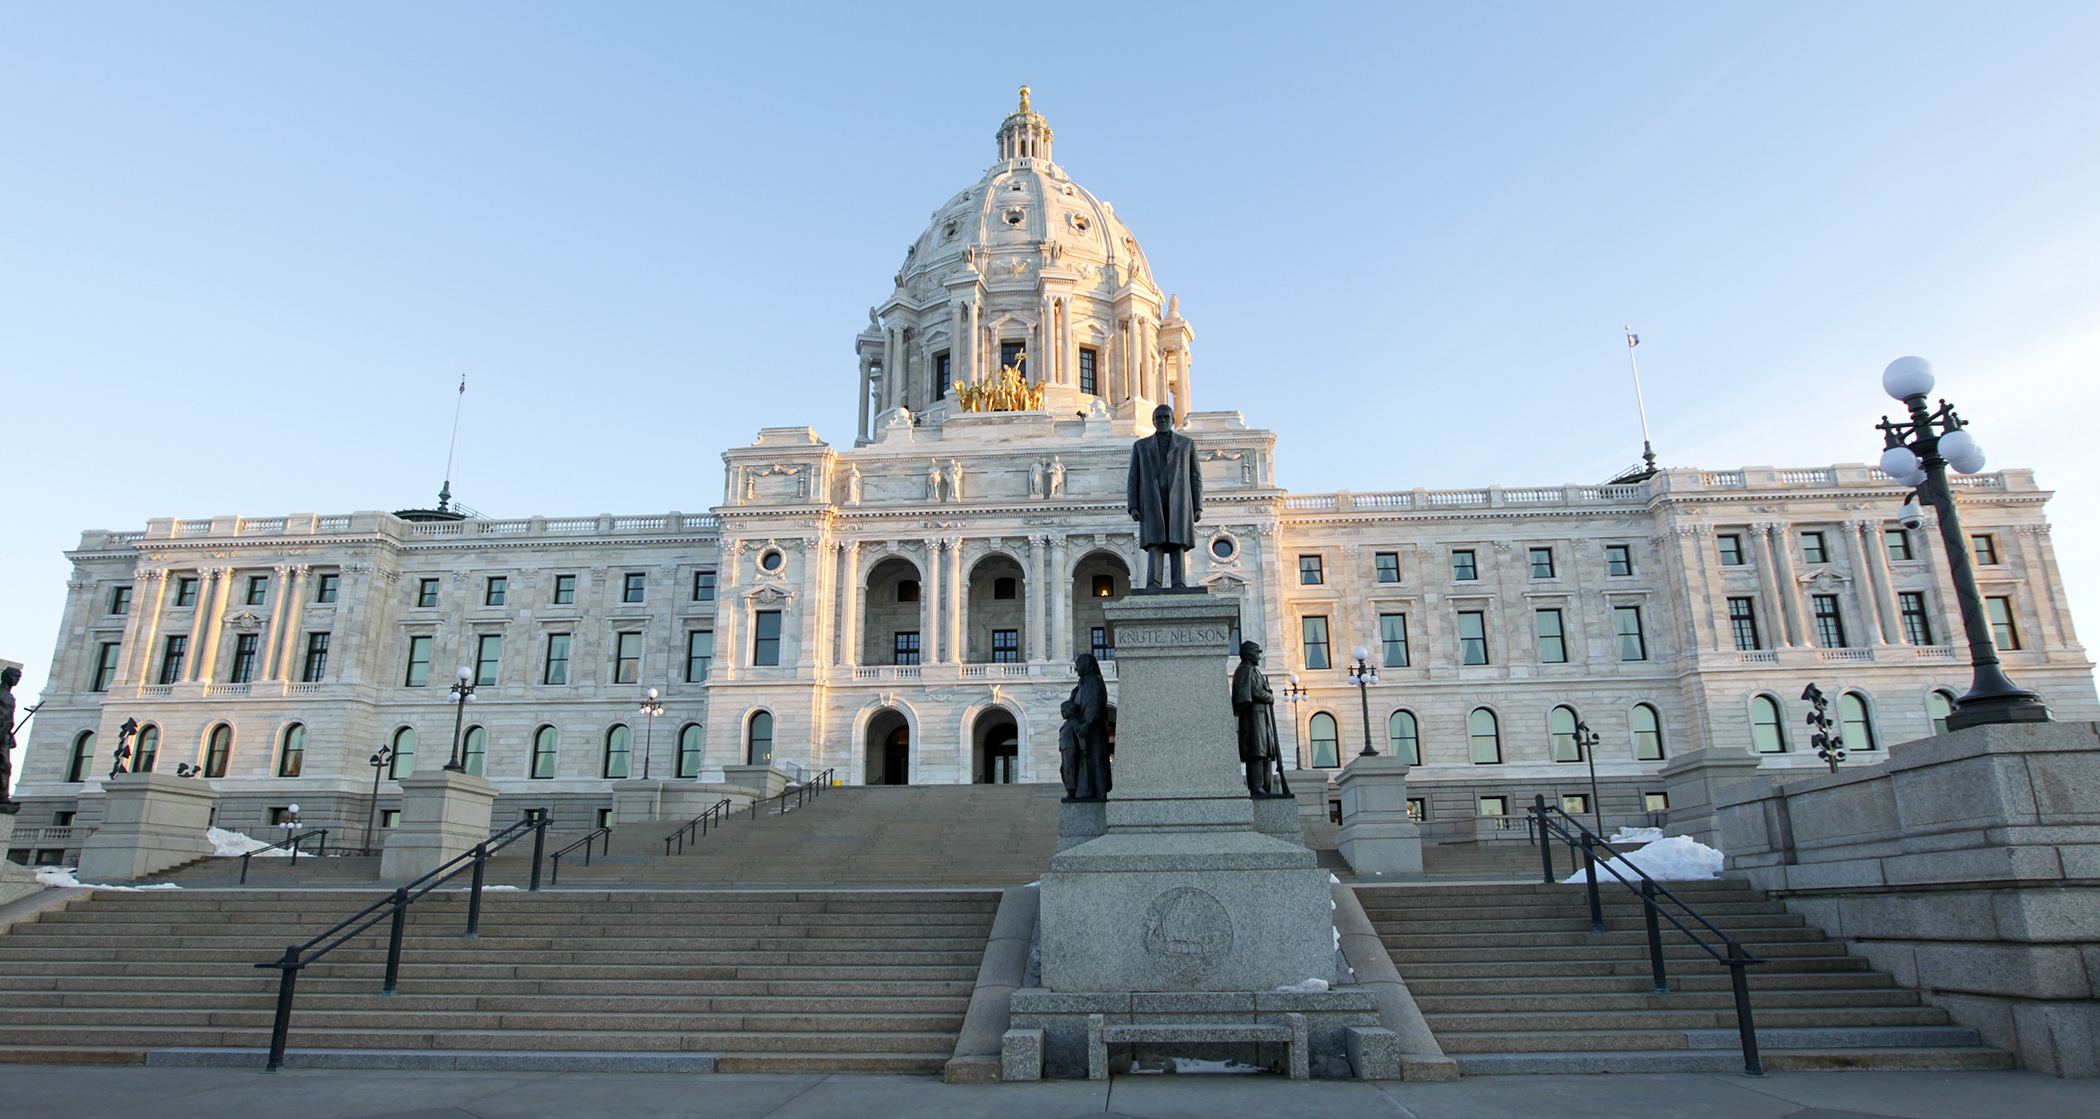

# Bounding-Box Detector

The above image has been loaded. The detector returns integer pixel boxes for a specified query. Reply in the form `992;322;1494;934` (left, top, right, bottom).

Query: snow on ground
32;868;182;891
1275;978;1329;993
1562;835;1724;883
1608;826;1665;845
208;827;291;857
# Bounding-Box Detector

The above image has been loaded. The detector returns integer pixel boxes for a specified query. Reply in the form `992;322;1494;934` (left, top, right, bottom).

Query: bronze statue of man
1231;642;1289;797
1060;653;1112;800
1126;404;1202;589
0;666;20;813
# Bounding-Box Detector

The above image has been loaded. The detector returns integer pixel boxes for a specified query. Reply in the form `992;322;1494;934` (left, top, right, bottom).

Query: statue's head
0;666;17;688
1239;641;1262;664
1151;404;1174;434
1075;652;1099;678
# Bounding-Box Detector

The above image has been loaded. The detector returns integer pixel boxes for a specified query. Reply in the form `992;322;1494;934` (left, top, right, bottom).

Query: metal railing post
1642;876;1668;993
528;809;548;891
1729;941;1764;1077
381;888;409;995
464;843;486;937
1580;833;1604;932
264;947;301;1072
1533;795;1553;883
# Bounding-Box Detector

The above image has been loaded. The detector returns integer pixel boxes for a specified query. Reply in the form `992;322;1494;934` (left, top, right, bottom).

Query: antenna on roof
439;374;466;512
1608;328;1659;483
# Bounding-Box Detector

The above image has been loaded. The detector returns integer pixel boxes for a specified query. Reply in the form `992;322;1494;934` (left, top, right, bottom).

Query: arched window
134;725;160;773
1308;713;1339;768
277;724;306;777
747;711;774;765
530;726;559;779
1387;710;1419;766
1840;692;1878;751
1928;690;1956;736
1750;695;1786;753
677;723;704;778
462;725;487;777
1469;708;1502;764
1631;704;1665;761
385;727;415;778
1549;706;1582;762
204;724;233;778
603;724;633;779
66;731;96;783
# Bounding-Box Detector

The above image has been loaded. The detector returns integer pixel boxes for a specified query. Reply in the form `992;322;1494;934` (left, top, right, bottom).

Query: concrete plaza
1;1067;2095;1119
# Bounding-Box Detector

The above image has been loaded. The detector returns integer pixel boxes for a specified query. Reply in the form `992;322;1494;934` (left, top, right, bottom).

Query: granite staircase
1360;881;2011;1074
0;888;998;1072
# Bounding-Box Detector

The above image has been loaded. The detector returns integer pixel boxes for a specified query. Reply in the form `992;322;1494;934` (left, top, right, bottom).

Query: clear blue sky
4;3;2097;707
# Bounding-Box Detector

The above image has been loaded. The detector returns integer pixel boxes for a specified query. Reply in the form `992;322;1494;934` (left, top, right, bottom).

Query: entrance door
983;724;1018;784
883;727;909;785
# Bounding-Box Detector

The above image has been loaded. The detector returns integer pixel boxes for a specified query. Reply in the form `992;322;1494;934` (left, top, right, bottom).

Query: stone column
269;565;309;680
1758;525;1805;646
1841;522;1886;646
1655;746;1765;847
379;770;499;881
74;772;219;882
2022;524;2074;649
186;568;227;681
119;570;169;690
1028;535;1048;661
922;541;942;664
947;538;966;665
258;565;291;680
857;356;872;441
839;541;860;666
883;326;899;410
1334;754;1424;875
1859;521;1900;643
1049;535;1070;662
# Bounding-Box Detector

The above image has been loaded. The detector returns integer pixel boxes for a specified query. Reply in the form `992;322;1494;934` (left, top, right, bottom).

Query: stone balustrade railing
86;511;723;550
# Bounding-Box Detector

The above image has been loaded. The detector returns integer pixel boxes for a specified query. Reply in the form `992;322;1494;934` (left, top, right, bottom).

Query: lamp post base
1946;692;2053;731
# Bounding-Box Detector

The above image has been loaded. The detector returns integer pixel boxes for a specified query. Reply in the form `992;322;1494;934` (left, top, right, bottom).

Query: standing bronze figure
1126;404;1202;589
1060;653;1112;800
1231;642;1290;797
0;666;22;813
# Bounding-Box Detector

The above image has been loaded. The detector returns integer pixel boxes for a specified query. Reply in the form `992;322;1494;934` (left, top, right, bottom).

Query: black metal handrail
664;799;733;856
238;829;330;884
750;768;835;819
1529;795;1767;1076
549;826;611;884
253;808;552;1071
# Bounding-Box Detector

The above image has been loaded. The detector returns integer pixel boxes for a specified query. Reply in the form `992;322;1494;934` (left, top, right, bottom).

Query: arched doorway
972;707;1019;784
865;707;910;785
863;557;924;666
1071;551;1130;663
966;553;1027;663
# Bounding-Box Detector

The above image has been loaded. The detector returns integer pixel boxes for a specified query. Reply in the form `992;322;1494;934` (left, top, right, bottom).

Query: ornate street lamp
363;742;393;852
1875;357;2051;729
637;688;664;779
1574;719;1603;835
1803;683;1846;773
1347;647;1381;758
443;666;477;772
1282;673;1311;770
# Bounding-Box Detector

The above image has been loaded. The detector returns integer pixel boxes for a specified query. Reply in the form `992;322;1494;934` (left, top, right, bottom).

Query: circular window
1211;537;1237;560
1004;208;1025;226
759;550;784;572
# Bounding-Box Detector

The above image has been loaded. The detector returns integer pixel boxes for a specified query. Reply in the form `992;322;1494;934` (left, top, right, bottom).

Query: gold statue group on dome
953;350;1045;413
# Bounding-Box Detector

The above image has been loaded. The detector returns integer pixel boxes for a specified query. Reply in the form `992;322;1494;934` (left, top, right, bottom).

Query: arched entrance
971;707;1020;784
966;553;1027;663
864;557;924;666
1071;551;1130;663
865;707;910;785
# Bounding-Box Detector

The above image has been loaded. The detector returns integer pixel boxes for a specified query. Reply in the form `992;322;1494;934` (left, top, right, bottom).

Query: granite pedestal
1334;754;1423;876
379;770;498;881
0;815;42;905
74;772;218;883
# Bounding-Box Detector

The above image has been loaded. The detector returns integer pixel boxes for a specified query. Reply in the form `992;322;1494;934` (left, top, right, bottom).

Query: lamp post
364;743;392;852
1803;683;1847;774
1346;647;1381;758
443;666;476;772
1574;720;1603;836
1874;356;2051;729
637;688;664;779
1282;673;1311;770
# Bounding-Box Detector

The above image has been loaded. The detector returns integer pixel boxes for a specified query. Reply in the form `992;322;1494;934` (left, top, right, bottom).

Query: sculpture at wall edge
1230;643;1290;798
953;351;1045;413
1058;653;1112;801
0;666;23;813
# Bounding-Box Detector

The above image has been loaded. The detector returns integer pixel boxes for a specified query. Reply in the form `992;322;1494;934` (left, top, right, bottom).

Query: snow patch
1327;873;1341;884
1609;826;1666;845
1275;978;1329;993
208;827;291;857
1130;1058;1267;1075
1563;835;1723;883
32;868;181;891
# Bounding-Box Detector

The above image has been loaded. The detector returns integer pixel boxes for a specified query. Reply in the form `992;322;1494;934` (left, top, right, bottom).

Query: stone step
1453;1046;2015;1075
1414;988;1923;1013
0;1007;967;1034
1377;911;1804;932
0;934;996;954
1380;927;1826;950
0;1024;962;1054
1425;1005;1953;1035
1404;970;1894;995
1384;941;1851;964
0;947;990;967
0;975;972;998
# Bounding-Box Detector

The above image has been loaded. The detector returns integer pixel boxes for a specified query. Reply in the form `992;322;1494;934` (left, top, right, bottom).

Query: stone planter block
74;773;217;883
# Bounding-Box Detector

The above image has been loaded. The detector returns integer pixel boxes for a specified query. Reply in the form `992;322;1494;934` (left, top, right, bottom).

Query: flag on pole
1626;332;1639;348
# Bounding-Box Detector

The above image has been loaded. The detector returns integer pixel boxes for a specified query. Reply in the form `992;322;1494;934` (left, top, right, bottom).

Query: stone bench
1086;1011;1309;1080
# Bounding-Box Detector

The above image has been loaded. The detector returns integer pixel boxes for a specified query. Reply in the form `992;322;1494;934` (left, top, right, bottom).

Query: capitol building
11;94;2095;859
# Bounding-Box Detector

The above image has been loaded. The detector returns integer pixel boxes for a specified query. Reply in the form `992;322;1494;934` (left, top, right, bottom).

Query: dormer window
1004;208;1025;226
943;221;957;240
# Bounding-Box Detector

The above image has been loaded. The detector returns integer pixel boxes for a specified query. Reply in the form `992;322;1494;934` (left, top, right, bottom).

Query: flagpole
1624;328;1655;475
440;375;466;512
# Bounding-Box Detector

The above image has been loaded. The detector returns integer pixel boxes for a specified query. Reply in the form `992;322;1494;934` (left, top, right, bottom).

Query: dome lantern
996;85;1053;163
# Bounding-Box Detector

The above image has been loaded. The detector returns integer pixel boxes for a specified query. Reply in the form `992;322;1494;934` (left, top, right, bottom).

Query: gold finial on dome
1019;85;1032;114
997;87;1052;162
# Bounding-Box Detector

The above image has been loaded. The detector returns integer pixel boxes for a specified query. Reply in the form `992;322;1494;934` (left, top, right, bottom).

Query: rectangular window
228;634;260;683
474;634;501;686
1717;534;1744;566
751;613;781;666
1606;544;1634;576
1378;614;1410;668
893;631;921;666
1615;606;1647;661
1477;796;1507;817
1883;528;1913;561
692;571;716;601
245;575;269;606
109;585;133;614
1535;609;1567;663
1078;347;1099;395
1986;596;2021;651
1561;794;1589;815
301;633;330;682
993;577;1017;600
623;572;647;603
543;634;571;685
1644;792;1670;813
1972;534;1999;566
1091;627;1113;662
1898;592;1933;646
1406;798;1426;822
1374;552;1400;583
686;631;714;681
933;352;951;400
1298;555;1324;585
1000;340;1026;375
1812;594;1847;648
175;577;199;608
1301;615;1332;670
1451;550;1478;581
991;629;1020;663
314;573;339;603
416;578;439;608
1728;597;1761;651
91;643;121;692
1457;611;1490;665
1529;547;1555;579
484;576;507;606
897;579;920;602
615;631;644;681
1801;532;1829;565
552;574;576;605
380;809;401;829
404;635;432;686
159;635;187;684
